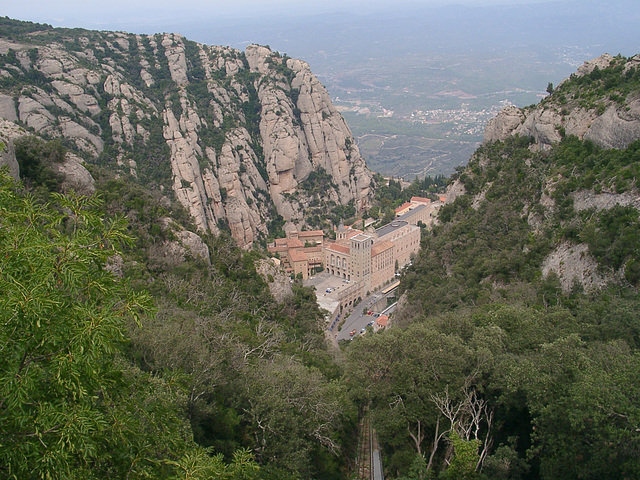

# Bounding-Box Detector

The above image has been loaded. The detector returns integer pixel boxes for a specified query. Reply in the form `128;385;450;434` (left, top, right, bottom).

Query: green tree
444;431;481;480
0;172;260;479
0;173;150;478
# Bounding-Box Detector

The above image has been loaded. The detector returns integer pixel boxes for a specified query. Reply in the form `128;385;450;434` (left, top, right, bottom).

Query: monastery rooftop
376;220;409;238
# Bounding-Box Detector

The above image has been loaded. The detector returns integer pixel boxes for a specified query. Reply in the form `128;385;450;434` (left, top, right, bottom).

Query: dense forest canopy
371;120;640;477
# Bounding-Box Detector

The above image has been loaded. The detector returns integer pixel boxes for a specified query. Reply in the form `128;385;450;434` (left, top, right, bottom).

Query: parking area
305;273;398;340
304;272;352;302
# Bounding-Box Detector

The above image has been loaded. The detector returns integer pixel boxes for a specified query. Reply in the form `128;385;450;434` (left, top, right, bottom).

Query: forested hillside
348;54;640;479
0;134;356;478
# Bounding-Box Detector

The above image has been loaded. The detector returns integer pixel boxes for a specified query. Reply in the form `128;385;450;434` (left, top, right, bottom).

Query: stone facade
371;240;395;291
376;221;420;269
270;196;432;297
323;217;420;295
268;231;324;280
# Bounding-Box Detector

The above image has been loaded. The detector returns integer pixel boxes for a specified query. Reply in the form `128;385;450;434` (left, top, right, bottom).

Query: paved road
335;292;386;341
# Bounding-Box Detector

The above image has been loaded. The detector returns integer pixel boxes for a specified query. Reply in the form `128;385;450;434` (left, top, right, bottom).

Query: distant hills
184;0;640;178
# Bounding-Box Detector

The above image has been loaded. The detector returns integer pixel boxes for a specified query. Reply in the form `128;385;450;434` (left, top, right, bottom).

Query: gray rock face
51;153;96;195
0;30;374;248
571;189;640;212
0;120;25;180
583;100;640;149
0;94;17;122
484;54;640;150
256;259;293;302
483;106;524;144
541;242;610;293
444;178;465;204
160;218;211;264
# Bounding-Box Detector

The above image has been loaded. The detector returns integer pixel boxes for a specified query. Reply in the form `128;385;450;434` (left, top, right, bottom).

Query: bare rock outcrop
572;189;640;212
160;217;211;264
483;106;524;144
0;94;17;122
445;178;466;204
484;54;640;151
0;29;375;248
256;259;293;302
0;120;26;180
51;153;95;195
583;99;640;149
541;242;610;293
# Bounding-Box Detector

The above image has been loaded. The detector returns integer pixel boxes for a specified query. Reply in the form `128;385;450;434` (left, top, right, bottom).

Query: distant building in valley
268;197;441;309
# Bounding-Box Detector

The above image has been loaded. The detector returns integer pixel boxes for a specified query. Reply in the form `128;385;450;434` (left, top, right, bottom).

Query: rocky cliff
437;54;640;294
0;20;373;247
484;54;640;151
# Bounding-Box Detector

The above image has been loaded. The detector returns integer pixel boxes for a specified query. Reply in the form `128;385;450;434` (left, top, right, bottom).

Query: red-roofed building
287;249;309;279
267;230;326;280
287;238;304;249
290;230;325;245
326;243;350;255
323;216;421;293
375;315;389;331
395;201;413;216
411;196;431;204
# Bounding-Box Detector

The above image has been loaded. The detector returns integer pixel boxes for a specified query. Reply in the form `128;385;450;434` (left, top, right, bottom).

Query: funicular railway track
355;411;384;480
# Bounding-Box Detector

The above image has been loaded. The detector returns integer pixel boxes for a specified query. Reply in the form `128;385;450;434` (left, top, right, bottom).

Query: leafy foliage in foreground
3;126;356;478
0;172;260;479
347;300;640;479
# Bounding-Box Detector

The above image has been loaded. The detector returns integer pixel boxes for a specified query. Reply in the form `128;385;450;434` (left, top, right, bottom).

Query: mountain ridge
0;19;373;247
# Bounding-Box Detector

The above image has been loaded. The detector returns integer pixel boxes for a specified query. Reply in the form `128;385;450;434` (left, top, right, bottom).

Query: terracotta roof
298;230;324;237
439;196;447;203
326;243;350;255
288;249;308;263
372;240;394;256
267;244;288;254
411;196;431;204
376;315;389;327
287;238;304;249
275;238;288;246
395;202;412;213
345;229;363;239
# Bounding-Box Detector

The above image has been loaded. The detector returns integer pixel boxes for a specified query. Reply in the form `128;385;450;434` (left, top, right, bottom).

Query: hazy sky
3;0;560;30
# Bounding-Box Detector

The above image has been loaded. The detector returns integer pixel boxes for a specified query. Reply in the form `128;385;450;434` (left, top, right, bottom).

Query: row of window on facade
330;254;348;269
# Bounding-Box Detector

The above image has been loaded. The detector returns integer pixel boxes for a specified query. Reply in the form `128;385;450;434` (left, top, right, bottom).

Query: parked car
350;329;357;336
